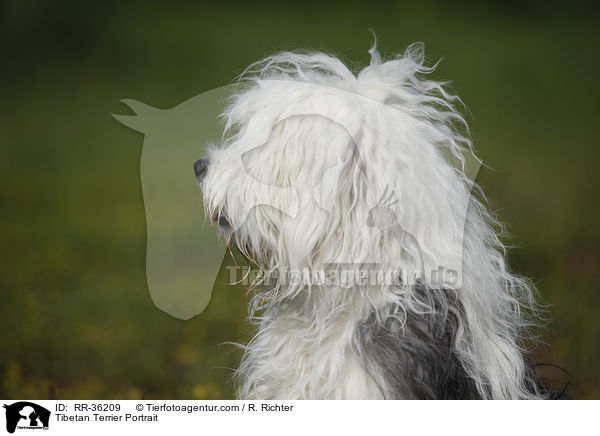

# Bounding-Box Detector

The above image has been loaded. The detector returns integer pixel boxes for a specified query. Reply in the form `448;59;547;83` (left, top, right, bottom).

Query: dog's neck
236;284;389;399
236;281;489;399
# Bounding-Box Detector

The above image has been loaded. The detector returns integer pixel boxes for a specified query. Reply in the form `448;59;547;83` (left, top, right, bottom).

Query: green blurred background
1;0;598;399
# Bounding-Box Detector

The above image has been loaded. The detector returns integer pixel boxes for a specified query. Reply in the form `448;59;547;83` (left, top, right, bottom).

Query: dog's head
195;43;476;294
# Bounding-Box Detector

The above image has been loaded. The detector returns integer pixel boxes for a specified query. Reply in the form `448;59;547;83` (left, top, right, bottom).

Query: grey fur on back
357;285;482;399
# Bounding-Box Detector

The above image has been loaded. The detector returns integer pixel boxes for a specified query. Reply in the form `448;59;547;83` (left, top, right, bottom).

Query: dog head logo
197;92;481;294
115;49;481;317
3;402;50;434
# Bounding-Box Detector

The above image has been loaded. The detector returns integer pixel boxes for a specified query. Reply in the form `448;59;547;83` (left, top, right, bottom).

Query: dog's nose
193;158;209;182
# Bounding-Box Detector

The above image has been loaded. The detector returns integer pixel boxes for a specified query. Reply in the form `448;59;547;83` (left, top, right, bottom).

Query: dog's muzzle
193;157;232;234
193;158;209;184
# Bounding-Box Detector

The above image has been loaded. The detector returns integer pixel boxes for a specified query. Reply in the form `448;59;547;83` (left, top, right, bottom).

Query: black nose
193;158;209;182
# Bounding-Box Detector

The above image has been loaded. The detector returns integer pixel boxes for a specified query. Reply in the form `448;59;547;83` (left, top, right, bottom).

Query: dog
194;41;549;399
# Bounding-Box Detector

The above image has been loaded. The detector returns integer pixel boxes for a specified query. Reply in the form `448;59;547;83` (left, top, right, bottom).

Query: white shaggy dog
195;42;548;399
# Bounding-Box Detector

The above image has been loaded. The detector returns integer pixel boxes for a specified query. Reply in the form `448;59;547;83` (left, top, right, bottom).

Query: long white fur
201;41;543;399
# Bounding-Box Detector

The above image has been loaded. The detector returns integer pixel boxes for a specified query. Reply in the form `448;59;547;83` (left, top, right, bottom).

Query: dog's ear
238;114;366;268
